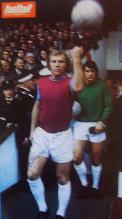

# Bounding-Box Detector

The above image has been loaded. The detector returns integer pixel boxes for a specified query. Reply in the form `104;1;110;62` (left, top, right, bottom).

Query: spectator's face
47;35;53;42
63;31;69;40
15;59;24;70
57;31;63;40
39;50;48;60
17;50;25;59
52;29;57;36
2;51;10;61
26;55;35;64
19;37;26;44
53;40;59;49
84;67;97;85
0;37;6;46
30;35;35;41
3;89;15;98
0;76;4;86
1;60;10;72
27;40;34;48
49;55;66;77
10;42;16;49
70;31;75;38
21;44;27;51
36;33;43;40
5;46;12;52
38;38;45;46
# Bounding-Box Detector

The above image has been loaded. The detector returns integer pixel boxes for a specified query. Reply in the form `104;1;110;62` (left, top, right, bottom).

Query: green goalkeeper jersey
78;79;112;122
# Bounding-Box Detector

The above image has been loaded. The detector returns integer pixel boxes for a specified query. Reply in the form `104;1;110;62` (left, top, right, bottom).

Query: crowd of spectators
0;21;103;84
0;21;72;82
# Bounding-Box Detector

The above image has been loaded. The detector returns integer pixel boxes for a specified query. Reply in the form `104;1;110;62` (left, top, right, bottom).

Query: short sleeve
36;85;41;100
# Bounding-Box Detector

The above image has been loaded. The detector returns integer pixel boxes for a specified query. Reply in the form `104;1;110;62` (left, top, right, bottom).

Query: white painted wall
86;31;122;78
81;38;107;79
106;31;122;70
90;39;107;79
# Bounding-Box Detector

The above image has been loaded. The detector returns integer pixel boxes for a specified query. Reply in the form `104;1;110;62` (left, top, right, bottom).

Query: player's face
84;66;97;85
49;55;67;77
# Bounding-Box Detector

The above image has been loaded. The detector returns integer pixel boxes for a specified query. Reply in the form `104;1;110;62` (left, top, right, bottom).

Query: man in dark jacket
108;72;122;197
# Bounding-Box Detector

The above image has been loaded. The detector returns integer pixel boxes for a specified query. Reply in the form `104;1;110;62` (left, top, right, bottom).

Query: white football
71;0;104;29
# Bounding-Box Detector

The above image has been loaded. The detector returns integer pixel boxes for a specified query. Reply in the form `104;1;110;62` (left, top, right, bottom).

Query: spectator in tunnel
16;72;36;145
0;80;20;132
15;73;36;181
107;72;122;198
105;78;117;104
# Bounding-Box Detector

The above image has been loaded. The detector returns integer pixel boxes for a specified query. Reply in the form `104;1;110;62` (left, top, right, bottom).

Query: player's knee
73;154;83;165
57;173;70;185
92;153;101;165
27;169;39;180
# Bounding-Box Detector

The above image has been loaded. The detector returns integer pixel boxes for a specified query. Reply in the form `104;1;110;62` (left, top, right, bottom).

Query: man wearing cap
0;80;20;132
16;73;36;144
27;47;84;219
14;73;36;181
107;72;122;211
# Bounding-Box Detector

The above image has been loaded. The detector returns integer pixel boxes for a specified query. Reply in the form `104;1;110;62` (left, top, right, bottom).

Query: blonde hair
47;49;71;73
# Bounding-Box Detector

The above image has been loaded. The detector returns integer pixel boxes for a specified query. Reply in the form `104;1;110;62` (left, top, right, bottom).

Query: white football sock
74;161;88;186
27;178;48;212
56;181;71;217
118;171;122;197
91;164;102;189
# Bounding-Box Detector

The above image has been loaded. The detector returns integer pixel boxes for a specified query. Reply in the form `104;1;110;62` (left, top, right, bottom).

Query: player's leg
27;127;49;218
49;128;73;219
27;153;48;214
91;141;103;190
56;162;71;219
73;139;89;187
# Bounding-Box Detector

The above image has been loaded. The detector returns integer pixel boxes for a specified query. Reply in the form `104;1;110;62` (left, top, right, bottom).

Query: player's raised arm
71;46;84;92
